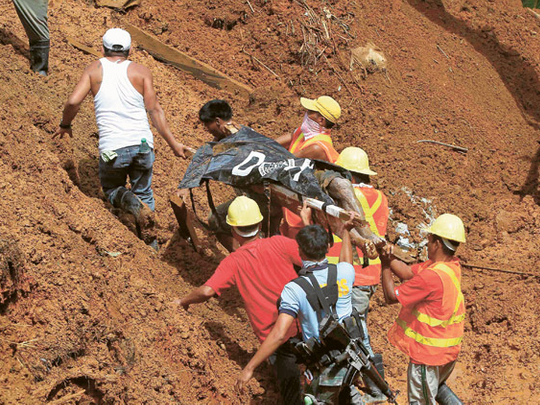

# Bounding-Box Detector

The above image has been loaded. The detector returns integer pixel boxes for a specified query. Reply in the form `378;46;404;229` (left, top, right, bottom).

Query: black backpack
291;266;399;404
292;264;339;323
291;265;364;355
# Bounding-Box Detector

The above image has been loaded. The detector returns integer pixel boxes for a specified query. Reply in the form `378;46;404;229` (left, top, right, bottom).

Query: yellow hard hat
300;96;341;123
336;147;377;176
226;196;264;227
425;214;466;243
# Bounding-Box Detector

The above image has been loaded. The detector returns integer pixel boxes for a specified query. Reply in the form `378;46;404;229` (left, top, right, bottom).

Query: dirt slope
0;0;539;403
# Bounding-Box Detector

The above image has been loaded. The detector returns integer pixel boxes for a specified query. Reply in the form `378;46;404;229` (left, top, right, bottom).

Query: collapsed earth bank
0;0;539;403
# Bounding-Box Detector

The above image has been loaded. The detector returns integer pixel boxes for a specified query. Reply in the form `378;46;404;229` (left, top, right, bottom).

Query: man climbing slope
173;196;303;404
55;28;188;247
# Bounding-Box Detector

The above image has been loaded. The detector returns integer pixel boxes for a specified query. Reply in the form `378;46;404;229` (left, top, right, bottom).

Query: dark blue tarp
178;126;334;204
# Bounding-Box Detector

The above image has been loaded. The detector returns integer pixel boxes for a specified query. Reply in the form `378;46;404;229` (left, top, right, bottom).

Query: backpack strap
326;264;338;303
292;264;339;322
293;277;321;316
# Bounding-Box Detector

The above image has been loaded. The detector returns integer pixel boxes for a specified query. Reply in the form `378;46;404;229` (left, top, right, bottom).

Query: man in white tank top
54;28;188;248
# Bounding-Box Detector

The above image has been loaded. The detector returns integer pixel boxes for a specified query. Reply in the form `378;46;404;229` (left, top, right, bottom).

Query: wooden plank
66;37;101;58
257;183;368;225
96;0;139;9
261;184;415;263
124;22;253;99
170;194;201;252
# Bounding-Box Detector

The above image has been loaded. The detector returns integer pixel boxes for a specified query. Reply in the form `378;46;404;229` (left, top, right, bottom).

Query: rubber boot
361;354;387;404
113;187;157;249
436;384;463;405
30;40;49;76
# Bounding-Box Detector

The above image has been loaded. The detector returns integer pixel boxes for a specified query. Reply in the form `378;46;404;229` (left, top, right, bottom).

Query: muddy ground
0;0;539;403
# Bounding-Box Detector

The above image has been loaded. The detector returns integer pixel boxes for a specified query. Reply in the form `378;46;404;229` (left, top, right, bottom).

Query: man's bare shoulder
128;61;152;77
85;59;102;73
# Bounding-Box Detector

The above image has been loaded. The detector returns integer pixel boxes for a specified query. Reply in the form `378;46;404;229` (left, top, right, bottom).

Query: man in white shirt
55;28;188;246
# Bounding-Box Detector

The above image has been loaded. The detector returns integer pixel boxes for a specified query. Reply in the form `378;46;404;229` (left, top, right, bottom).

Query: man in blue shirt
236;203;363;404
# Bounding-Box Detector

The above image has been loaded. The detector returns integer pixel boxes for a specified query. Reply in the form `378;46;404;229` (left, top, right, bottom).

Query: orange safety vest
289;127;340;163
388;261;465;366
326;187;389;286
282;128;339;233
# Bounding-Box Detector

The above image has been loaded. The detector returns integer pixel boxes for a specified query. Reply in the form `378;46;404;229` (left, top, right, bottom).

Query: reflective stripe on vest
327;188;385;266
289;128;304;154
354;188;383;237
412;264;465;328
395;318;463;348
289;129;338;163
396;263;464;348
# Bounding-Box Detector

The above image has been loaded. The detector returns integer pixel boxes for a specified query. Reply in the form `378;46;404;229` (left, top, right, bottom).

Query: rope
462;263;539;278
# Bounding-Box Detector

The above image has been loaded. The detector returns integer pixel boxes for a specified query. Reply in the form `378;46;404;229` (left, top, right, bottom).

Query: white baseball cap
103;28;131;52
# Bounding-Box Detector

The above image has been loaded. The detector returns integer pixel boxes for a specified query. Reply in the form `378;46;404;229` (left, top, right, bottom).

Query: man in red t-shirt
173;196;303;404
379;214;466;404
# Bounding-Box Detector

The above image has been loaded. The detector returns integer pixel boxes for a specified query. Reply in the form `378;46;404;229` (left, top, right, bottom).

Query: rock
495;210;523;234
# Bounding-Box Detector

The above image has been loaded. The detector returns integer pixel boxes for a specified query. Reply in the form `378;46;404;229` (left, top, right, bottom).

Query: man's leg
353;285;386;403
316;364;353;405
351;286;375;356
99;148;131;205
101;146;156;246
437;361;456;387
208;199;235;252
127;147;158;247
12;0;49;75
407;361;456;405
272;344;302;405
129;147;155;211
434;362;461;405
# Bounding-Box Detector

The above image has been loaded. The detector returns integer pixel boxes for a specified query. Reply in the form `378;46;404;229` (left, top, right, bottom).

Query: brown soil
0;0;539;403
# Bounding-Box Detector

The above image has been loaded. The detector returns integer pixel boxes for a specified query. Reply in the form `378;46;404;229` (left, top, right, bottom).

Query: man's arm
381;267;398;304
379;245;399;304
236;313;295;392
275;132;292;149
141;67;187;158
380;244;414;280
54;64;94;138
339;224;353;265
390;259;414;280
339;211;364;264
300;200;313;226
293;143;327;161
172;285;216;311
